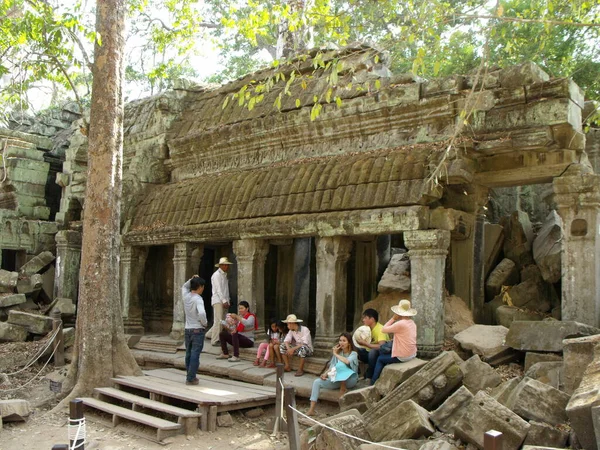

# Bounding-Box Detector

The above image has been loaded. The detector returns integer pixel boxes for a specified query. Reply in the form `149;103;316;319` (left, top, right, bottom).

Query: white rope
0;342;58;392
289;405;405;449
68;417;87;449
5;327;61;376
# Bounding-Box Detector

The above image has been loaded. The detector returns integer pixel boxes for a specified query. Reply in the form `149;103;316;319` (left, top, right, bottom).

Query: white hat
282;314;303;323
352;325;372;349
391;299;417;317
215;257;234;267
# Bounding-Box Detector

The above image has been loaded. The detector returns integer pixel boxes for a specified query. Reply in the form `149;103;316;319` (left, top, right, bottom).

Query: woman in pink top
370;300;417;385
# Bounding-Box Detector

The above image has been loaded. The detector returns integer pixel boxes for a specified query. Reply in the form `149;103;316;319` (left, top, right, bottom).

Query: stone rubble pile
302;321;600;450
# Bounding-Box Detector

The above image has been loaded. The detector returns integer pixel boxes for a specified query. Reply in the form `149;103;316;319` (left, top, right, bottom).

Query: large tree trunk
61;0;141;399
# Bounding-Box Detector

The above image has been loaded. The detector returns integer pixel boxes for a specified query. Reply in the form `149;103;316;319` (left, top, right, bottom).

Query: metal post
70;399;85;450
284;386;300;450
272;363;287;434
51;309;64;367
484;430;503;450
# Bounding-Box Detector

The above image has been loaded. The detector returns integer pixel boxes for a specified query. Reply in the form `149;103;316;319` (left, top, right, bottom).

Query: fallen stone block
593;406;600;450
373;358;427;396
533;211;562;284
566;343;600;450
300;408;362;450
315;414;371;450
445;295;474;339
0;293;27;308
63;327;75;348
39;264;55;303
496;305;545;329
500;210;534;268
54;297;76;315
453;391;530;450
490;377;521;406
504;279;551;313
507;377;570;425
522;447;570;450
7;310;53;334
563;334;600;395
506;320;600;352
0;321;28;342
365;400;434;442
378;252;411;293
524;352;563;372
0;399;31;422
521;264;543;283
499;61;550;88
430;386;473;433
339;385;380;413
523;420;569;448
461;355;502;394
363;351;463;426
16;274;43;295
524;362;562;389
0;269;18;291
19;251;55;276
485;258;518;300
419;441;460;450
216;412;234;427
358;440;425;450
454;325;511;362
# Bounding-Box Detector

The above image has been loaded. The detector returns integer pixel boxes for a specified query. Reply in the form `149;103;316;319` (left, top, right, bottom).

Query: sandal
267;362;276;368
260;360;267;367
294;370;305;377
253;359;261;366
284;367;292;372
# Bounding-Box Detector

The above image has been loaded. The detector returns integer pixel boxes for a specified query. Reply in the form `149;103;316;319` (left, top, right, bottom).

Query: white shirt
211;268;230;306
182;279;208;329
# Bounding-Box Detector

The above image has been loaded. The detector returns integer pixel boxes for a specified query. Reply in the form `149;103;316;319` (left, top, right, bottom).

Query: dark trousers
185;328;205;382
371;354;400;385
220;330;254;357
357;347;381;379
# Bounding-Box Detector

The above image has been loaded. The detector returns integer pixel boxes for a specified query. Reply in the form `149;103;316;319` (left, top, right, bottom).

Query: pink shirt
382;318;417;359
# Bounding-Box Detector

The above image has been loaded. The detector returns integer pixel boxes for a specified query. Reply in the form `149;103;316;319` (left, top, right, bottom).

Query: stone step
80;397;181;443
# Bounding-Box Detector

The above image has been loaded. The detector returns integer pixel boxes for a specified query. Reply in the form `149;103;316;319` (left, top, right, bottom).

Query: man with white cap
208;256;233;346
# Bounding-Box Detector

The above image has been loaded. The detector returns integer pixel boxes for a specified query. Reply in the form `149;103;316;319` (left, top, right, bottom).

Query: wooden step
94;387;200;435
80;397;181;443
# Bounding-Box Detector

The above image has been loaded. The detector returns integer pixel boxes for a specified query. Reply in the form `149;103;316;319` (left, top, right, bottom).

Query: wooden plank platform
112;368;276;431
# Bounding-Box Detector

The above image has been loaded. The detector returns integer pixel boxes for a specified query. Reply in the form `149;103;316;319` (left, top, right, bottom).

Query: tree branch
457;14;600;28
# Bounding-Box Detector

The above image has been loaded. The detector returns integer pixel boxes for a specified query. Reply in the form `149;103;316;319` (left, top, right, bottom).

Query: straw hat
215;257;234;267
391;299;417;317
282;314;303;323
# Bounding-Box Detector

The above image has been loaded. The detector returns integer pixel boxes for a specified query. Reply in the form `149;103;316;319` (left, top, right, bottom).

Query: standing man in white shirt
182;275;208;385
208;256;233;346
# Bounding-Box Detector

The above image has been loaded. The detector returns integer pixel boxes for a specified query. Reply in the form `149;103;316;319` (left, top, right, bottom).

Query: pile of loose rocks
302;320;600;450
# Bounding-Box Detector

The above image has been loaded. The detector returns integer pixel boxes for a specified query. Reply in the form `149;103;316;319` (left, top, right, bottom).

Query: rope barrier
289;405;405;449
0;341;58;392
4;327;61;376
68;417;86;449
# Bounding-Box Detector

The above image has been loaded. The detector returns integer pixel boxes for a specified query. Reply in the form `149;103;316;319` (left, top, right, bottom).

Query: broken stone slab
364;352;463;426
454;325;511;362
300;408;362;449
19;251;55;276
563;334;600;395
0;269;18;291
523;420;569;448
485;258;518;300
16;274;43;295
54;297;76;316
0;321;28;342
315;414;372;450
496;305;545;329
7;310;53;334
504;278;552;313
0;399;31;422
490;377;521;406
460;355;502;394
566;343;600;450
524;362;563;389
358;440;425;450
339;385;380;413
365;399;434;442
373;358;427;397
430;386;473;433
524;352;562;372
506;377;570;425
216;412;234;427
500;210;534;268
453;391;530;450
0;293;27;308
377;252;411;293
506;320;600;352
533;211;562;284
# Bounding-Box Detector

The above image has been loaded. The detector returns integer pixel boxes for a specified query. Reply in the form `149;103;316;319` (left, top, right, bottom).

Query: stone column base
417;344;443;359
170;322;185;341
123;318;144;336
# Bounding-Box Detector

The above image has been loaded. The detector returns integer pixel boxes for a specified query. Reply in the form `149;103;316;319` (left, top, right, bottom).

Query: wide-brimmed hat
215;257;234;267
391;299;417;316
282;314;303;323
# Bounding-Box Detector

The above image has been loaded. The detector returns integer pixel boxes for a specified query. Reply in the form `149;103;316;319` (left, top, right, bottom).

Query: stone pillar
233;239;269;341
354;239;378;324
405;230;451;358
120;245;147;335
274;240;294;319
171;242;201;340
554;166;600;327
292;238;311;322
314;236;353;351
54;230;82;303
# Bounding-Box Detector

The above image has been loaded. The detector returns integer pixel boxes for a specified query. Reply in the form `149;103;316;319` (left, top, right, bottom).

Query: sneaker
211;342;221;347
186;378;199;385
228;356;240;362
215;354;229;360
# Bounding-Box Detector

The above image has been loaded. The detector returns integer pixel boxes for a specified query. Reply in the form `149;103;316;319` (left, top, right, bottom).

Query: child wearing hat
280;314;313;377
370;300;417;384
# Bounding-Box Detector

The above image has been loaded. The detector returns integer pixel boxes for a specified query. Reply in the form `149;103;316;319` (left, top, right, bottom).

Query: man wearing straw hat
207;256;233;346
370;299;417;384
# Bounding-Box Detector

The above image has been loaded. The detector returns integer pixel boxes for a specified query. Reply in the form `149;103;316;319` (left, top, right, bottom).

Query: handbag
326;366;337;381
379;340;393;354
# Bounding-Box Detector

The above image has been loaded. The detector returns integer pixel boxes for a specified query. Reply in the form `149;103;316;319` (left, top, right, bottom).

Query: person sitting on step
254;318;281;367
216;301;257;362
280;314;313;376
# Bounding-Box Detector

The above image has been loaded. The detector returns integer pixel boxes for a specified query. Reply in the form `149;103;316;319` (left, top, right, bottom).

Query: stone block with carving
377;252;410;293
523;421;569;448
563;334;600;395
0;293;26;308
0;399;31;422
339;385;380;413
430;385;473;433
18;251;55;276
7;310;53;335
453;391;530;450
524;362;563;389
373;358;427;397
460;355;502;394
506;320;600;352
566;343;600;450
506;377;570;425
365;399;434;442
300;408;362;450
315;414;371;450
485;258;518;300
500;210;534;268
533;211;563;283
0;321;28;342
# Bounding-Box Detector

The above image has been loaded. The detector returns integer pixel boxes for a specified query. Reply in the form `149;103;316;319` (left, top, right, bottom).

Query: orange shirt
381;318;417;359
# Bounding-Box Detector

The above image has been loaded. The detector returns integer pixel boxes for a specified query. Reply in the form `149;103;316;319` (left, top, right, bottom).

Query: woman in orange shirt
370;300;417;385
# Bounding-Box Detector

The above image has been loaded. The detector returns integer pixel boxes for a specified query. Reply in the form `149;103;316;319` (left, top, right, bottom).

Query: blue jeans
310;373;358;402
185;328;205;382
371;354;400;385
357;348;380;379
